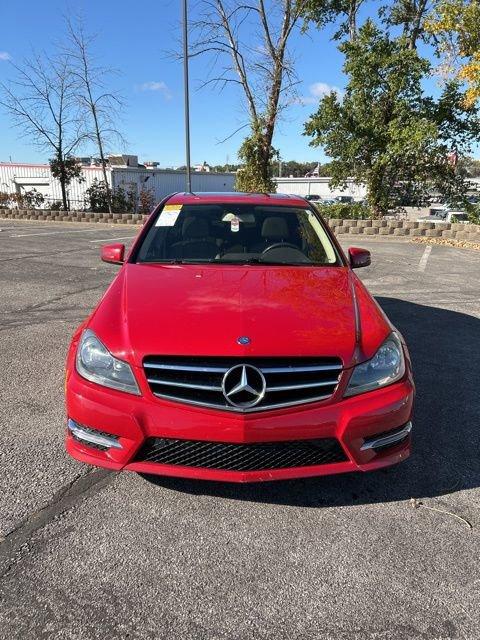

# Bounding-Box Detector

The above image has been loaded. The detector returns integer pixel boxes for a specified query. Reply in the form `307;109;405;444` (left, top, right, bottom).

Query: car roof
166;192;309;208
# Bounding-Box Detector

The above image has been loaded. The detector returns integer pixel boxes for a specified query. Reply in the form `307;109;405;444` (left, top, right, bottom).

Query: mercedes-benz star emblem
222;364;266;409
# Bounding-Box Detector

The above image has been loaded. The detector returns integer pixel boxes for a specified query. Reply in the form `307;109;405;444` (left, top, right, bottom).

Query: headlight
76;329;140;395
344;332;405;397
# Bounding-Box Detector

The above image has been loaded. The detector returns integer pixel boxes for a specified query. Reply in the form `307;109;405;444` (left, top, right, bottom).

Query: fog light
67;419;123;450
360;422;412;451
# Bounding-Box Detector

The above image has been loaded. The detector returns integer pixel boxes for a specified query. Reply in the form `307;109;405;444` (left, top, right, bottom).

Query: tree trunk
91;104;112;213
59;170;69;211
348;1;358;41
367;172;388;219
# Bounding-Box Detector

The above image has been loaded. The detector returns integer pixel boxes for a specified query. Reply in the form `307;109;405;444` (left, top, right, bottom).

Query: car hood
89;263;391;368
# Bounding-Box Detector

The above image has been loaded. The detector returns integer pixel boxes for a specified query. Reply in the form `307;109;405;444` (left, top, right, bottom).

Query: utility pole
182;0;192;193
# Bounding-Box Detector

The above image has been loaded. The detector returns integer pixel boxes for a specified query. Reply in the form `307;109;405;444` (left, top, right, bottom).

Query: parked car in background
305;194;321;202
428;201;466;217
336;195;354;204
418;210;469;224
66;192;414;483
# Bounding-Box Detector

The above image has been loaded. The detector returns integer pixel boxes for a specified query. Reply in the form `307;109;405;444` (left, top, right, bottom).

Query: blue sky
0;1;475;166
0;0;349;166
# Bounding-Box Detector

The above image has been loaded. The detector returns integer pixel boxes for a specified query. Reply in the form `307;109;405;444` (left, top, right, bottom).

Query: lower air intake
134;437;347;471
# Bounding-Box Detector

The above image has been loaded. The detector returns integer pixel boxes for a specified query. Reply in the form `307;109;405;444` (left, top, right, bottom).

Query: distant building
274;175;480;200
107;154;139;168
194;162;211;172
274;176;367;200
305;163;321;178
0;157;236;209
74;156;105;166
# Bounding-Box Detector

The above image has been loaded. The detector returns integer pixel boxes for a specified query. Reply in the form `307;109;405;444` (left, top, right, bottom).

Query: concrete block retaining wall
0;209;146;224
326;218;480;242
1;209;480;241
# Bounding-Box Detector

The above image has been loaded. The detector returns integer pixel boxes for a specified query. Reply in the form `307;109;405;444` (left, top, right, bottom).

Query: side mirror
348;247;371;269
101;243;125;265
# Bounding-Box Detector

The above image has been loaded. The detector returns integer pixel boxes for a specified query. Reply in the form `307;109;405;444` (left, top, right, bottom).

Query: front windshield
136;203;340;266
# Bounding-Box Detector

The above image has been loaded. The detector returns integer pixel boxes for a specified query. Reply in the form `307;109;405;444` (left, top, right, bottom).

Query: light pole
182;0;192;193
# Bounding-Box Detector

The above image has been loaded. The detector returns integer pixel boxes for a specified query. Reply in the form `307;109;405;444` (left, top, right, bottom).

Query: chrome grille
143;356;343;412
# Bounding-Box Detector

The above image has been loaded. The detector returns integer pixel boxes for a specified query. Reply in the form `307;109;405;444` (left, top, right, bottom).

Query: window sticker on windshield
155;204;182;227
223;212;240;232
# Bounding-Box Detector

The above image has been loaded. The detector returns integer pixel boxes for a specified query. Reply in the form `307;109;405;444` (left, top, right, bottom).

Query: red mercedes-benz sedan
65;192;414;482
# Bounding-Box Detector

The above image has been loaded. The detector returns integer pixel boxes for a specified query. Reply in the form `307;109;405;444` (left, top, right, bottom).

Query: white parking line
89;236;136;243
418;245;432;272
10;228;103;238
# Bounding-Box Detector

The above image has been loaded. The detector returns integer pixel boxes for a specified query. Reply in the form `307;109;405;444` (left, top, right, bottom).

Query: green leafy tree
300;0;365;41
304;21;479;216
49;156;84;209
236;121;278;192
458;156;480;177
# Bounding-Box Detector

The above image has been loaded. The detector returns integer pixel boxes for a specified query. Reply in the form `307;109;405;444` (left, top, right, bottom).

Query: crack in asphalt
0;246;100;263
0;468;114;579
0;283;108;332
1;284;107;317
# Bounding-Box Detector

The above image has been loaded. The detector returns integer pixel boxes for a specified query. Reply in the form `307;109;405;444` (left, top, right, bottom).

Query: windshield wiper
236;258;299;265
142;258;215;264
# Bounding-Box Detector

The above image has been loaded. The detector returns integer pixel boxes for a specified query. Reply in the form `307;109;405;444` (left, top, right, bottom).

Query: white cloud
139;81;172;99
0;51;11;61
295;82;343;106
310;82;342;98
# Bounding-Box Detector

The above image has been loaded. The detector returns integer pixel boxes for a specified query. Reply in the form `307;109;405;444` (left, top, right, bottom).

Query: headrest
261;216;289;240
182;217;210;239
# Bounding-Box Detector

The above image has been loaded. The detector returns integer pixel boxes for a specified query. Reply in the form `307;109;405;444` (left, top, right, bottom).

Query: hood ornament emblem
237;336;251;345
222;364;266;409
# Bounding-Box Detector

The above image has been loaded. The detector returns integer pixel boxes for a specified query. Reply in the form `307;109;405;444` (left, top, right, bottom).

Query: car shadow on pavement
142;297;480;507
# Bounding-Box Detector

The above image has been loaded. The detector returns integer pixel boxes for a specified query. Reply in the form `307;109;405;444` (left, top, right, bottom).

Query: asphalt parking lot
0;219;479;639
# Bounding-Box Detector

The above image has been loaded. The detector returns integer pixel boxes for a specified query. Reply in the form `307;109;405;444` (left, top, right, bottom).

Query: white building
274;175;480;200
0;160;236;209
273;176;367;200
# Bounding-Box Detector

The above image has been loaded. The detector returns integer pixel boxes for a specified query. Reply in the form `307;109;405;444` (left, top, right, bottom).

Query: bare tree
190;0;306;192
0;54;86;210
65;17;125;213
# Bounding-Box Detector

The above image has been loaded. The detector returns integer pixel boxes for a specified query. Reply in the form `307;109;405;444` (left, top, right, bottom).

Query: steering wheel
261;242;303;255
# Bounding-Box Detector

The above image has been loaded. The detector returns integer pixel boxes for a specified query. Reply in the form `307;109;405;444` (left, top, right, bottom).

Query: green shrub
312;202;372;219
0;189;45;209
84;179;136;213
467;205;480;224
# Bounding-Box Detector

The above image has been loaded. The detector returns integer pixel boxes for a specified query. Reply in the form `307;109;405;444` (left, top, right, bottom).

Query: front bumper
65;359;414;482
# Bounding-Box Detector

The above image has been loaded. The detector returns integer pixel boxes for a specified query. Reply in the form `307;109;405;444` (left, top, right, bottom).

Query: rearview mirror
348;247;371;269
101;243;125;265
